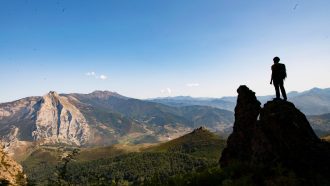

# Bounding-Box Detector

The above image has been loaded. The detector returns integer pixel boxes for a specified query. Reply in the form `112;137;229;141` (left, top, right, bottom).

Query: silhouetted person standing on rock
270;56;287;100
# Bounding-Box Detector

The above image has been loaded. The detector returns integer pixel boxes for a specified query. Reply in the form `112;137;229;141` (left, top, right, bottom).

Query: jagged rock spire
220;85;330;184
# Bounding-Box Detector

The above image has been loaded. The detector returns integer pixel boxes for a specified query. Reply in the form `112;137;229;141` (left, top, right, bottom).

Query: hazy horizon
1;1;330;102
0;86;329;104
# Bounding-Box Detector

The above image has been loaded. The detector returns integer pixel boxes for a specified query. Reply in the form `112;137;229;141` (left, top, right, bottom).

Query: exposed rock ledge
220;85;330;185
0;146;26;185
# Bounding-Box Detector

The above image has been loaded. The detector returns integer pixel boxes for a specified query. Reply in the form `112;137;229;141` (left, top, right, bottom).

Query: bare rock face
1;97;39;151
0;97;39;120
219;85;261;164
0;146;26;185
32;91;90;145
0;91;90;150
220;85;330;184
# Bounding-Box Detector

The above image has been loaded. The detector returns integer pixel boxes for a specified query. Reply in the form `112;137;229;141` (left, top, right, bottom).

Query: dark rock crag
220;85;330;184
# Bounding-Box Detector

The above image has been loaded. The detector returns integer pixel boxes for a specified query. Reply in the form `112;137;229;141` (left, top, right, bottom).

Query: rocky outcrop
32;91;90;145
220;85;261;163
0;146;26;185
220;85;330;184
0;91;90;150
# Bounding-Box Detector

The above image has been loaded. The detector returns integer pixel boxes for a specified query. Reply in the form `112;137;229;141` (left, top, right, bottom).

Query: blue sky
1;0;330;102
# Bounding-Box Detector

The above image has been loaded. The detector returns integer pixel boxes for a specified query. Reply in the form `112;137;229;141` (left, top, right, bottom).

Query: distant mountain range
0;91;233;152
149;87;330;115
149;96;236;112
1;87;330;152
149;87;330;137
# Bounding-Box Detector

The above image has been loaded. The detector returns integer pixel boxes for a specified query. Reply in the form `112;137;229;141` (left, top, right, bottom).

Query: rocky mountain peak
89;90;126;99
42;91;61;106
220;85;330;184
47;91;59;96
32;92;90;145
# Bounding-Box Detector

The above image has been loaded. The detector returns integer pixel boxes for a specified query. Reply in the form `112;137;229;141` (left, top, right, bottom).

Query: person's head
273;56;280;63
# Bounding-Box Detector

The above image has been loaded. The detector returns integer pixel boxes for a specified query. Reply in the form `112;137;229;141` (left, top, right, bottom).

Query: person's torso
272;63;285;80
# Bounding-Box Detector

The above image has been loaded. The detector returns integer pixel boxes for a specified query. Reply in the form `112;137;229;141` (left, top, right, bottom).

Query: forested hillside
22;128;225;185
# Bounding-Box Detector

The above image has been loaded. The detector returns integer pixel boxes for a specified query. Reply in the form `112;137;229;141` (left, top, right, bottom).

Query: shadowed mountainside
220;85;330;185
307;113;330;136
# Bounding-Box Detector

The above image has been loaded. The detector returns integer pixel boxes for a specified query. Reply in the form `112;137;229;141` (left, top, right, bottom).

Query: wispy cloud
161;88;172;95
99;75;107;80
85;72;108;80
186;83;200;87
85;72;96;76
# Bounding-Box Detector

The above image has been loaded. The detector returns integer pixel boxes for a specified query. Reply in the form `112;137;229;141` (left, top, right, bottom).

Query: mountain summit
220;85;330;185
32;91;90;145
81;90;127;99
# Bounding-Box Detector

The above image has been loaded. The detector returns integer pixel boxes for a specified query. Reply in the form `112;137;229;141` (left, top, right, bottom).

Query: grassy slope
23;144;141;166
23;128;225;164
146;127;226;160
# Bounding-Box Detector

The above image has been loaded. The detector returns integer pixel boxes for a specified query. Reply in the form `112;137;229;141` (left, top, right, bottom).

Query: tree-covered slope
147;127;226;160
22;128;225;185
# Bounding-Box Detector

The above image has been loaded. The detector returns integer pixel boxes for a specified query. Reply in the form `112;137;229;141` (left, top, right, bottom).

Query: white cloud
161;88;172;95
186;83;200;87
99;75;107;80
85;72;108;80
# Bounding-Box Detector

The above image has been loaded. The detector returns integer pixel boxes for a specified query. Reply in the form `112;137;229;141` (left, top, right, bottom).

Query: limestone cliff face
220;85;330;184
0;146;26;185
32;91;90;145
0;91;90;149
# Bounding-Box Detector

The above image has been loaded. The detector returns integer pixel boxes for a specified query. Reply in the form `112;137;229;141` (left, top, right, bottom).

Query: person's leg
274;82;280;99
279;81;287;100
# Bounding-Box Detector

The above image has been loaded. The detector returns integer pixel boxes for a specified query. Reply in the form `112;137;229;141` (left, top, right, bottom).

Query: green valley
22;128;225;185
